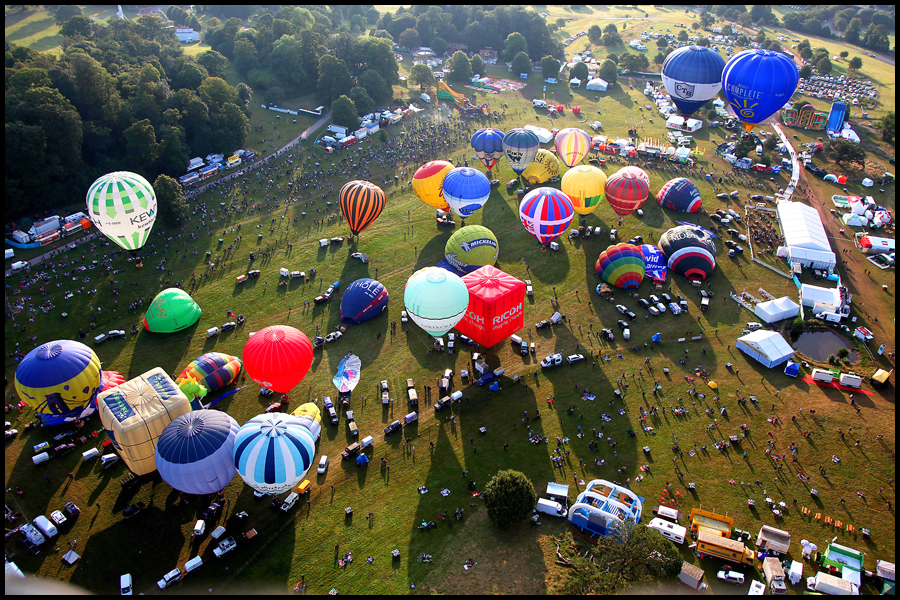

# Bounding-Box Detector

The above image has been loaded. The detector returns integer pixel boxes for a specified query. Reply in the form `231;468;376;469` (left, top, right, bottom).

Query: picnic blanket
440;488;450;497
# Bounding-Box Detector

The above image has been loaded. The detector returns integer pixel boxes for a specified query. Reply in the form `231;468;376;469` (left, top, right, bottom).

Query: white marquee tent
523;125;553;144
736;330;795;368
754;297;801;323
777;202;836;271
586;77;609;92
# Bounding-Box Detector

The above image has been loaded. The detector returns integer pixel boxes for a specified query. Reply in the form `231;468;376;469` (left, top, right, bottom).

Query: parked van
510;334;523;346
403;411;418;425
210;526;227;540
811;368;834;383
533;99;548;108
536;498;567;517
157;568;183;589
327;406;338;425
623;328;631;340
361;435;374;449
806;571;856;595
280;492;299;512
450;390;463;402
746;322;763;331
838;373;862;388
192;520;206;537
32;452;50;466
33;515;58;539
10;260;28;272
647;517;686;544
184;556;203;573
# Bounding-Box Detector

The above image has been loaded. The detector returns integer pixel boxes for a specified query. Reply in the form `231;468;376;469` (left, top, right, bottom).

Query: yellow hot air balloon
521;149;560;185
412;160;453;210
561;165;608;215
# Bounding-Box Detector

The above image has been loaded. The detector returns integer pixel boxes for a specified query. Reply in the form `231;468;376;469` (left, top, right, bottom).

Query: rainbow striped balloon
595;243;646;289
518;187;574;246
554;128;592;167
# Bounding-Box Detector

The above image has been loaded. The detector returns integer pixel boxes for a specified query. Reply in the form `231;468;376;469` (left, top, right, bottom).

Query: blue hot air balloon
442;167;491;219
233;413;317;495
471;128;505;173
340;279;389;324
502;128;540;174
722;49;799;132
662;45;726;116
155;410;240;495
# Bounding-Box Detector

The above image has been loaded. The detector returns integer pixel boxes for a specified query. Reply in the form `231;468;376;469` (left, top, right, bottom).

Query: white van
536;498;567;517
33;515;58;538
746;322;763;331
210;525;227;540
838;373;862;388
623;328;631;340
192;520;206;537
280;492;299;512
10;260;28;272
533;99;547;108
361;435;375;449
32;452;50;465
184;555;203;573
510;334;523;346
450;390;463;402
647;517;686;544
120;573;133;595
157;568;183;589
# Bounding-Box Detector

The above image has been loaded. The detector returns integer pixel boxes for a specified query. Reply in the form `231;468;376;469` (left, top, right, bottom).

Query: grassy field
5;7;896;597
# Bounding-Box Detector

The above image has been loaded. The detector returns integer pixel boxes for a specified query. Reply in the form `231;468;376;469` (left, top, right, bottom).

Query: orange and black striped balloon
339;180;385;236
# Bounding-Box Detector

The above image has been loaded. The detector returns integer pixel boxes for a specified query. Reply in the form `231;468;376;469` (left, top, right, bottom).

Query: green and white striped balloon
86;171;157;251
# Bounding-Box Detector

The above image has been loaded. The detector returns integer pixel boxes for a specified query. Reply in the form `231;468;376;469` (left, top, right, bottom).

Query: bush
837;347;850;359
482;470;536;529
827;354;837;365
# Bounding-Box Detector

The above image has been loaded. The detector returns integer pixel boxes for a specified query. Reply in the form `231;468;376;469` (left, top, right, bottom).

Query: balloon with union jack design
518;187;575;246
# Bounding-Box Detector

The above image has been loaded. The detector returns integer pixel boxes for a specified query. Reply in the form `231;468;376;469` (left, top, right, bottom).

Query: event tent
586;78;609;92
784;361;800;377
523;125;553;144
754;297;800;323
736;330;795;368
777;202;836;271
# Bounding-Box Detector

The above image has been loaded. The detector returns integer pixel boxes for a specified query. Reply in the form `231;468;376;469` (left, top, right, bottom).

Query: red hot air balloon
605;169;650;216
454;265;526;348
242;326;313;393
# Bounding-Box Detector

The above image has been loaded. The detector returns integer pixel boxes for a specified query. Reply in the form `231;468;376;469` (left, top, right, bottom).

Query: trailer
756;525;791;555
693;530;755;566
678;561;708;591
806;571;857;595
763;557;788;594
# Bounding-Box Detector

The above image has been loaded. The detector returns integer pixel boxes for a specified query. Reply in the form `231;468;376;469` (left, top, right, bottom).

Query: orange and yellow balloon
412;161;453;210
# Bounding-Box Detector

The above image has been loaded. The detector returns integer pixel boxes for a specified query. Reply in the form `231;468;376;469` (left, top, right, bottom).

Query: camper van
533;99;547;108
32;515;58;539
403;411;418;425
811;368;834;383
184;556;204;573
838;373;862;388
648;517;686;544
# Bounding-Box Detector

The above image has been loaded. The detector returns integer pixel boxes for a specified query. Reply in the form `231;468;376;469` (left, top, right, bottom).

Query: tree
430;36;448;56
598;59;618;85
8;68;52;91
318;55;353;103
447;50;473;82
878;111;894;143
197;50;229;78
588;24;603;45
232;38;260;74
123;119;159;166
677;29;689;42
799;64;813;79
331;95;358;129
349;87;374;115
399;27;420;50
482;470;536;529
839;50;849;59
60;15;94;38
176;63;207;91
512;51;532;76
214;103;250;154
601;31;622;46
570;61;589;81
848;56;862;72
154;175;190;227
824;138;866;166
763;135;778;152
541;55;561;81
53;5;84;25
816;57;832;74
198;77;239;113
471;53;485;76
409;63;436;91
359;69;391;105
504;32;528;61
654;52;666;65
656;37;668;49
691;21;701;31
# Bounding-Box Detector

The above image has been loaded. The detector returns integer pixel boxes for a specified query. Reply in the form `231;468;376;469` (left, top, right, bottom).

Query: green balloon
444;225;499;273
143;288;202;333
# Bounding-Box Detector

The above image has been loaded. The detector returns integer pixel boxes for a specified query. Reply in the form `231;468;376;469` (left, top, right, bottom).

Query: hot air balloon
86;172;157;252
605;169;650;216
176;352;243;394
339;180;385;236
154;410;240;495
242;326;313;393
232;413;316;495
659;225;718;281
518;187;575;245
340;279;389;324
404;267;470;337
555;128;592;167
656;177;702;213
443;167;491;219
521;149;561;185
471;128;505;173
722;49;799;132
290;403;322;441
502;128;540;174
561;165;607;215
618;165;651;188
640;244;668;283
97;368;191;475
662;45;727;116
143;288;202;333
595;244;646;290
455;265;526;348
412;161;453;210
444;225;499;273
15;340;102;426
333;354;362;396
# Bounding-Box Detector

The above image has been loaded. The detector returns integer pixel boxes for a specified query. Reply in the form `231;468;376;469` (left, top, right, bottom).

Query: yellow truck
689;508;734;539
693;531;755;566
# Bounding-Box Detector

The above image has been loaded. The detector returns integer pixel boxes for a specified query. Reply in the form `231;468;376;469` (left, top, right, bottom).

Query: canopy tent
586;78;609;92
754;297;800;323
736;330;794;368
861;177;874;187
842;213;868;227
569;77;582;88
356;454;369;466
784;361;800;377
523;125;553;144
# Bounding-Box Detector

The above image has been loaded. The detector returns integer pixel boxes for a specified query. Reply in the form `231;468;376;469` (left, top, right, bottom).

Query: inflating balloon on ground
561;165;607;215
340;279;389;324
657;177;702;213
404;267;470;337
554;128;592;167
233;413;317;495
662;45;726;116
444;225;499;273
502;128;540;174
155;410;240;495
442;167;491;219
242;325;313;393
454;266;526;348
143;288;202;333
339;180;385;236
412;161;453;211
519;187;575;245
471;128;505;173
521;149;561;185
659;225;718;281
595;244;646;290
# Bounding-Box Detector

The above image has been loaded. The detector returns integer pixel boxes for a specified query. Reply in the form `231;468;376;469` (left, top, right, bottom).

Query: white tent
777;202;836;270
586;78;608;91
736;330;795;368
840;127;860;143
62;550;81;565
841;213;868;227
674;147;691;161
799;284;842;311
861;177;874;187
570;77;582;88
754;297;800;323
524;125;553;144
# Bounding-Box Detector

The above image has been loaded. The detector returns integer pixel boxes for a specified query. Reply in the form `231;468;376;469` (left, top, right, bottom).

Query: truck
756;525;791;555
762;557;787;594
806;571;857;595
688;508;734;538
213;536;237;558
693;530;755;566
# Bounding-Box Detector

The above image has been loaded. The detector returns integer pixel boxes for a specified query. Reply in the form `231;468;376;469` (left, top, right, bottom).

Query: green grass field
5;6;896;596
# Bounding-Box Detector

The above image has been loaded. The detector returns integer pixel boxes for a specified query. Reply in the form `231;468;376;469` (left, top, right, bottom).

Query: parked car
638;299;651;309
615;304;628;314
525;280;533;296
317;455;329;474
566;354;585;365
384;420;402;435
540;353;563;368
107;329;126;339
655;302;666;313
626;310;637;321
213;537;237;558
617;319;629;329
648;306;660;315
324;331;342;343
123;502;145;519
535;320;551;330
717;569;745;585
660;293;672;303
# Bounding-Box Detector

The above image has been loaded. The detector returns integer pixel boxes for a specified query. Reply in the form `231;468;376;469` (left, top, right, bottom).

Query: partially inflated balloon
521;149;560;185
519;188;574;245
595;243;646;289
662;45;727;116
618;165;651;188
471;128;505;172
155;410;240;495
656;177;702;213
86;172;157;251
659;225;718;281
443;167;491;219
143;288;202;333
605;169;650;216
555;128;592;167
340;279;389;324
339;180;385;236
176;352;242;394
562;165;607;215
722;50;799;132
412;161;452;210
242;326;313;393
502;128;540;174
444;225;499;273
404;267;470;337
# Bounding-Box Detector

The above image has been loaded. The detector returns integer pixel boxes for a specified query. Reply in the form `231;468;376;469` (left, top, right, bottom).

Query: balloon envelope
595;244;646;289
722;49;799;131
502;128;540;173
555;128;592;167
86;171;157;251
340;279;389;324
290;403;322;441
561;165;607;215
176;352;242;394
618;165;651;188
471;128;505;172
242;326;313;393
657;177;702;213
521;149;560;185
444;225;499;273
412;161;453;210
333;354;362;394
233;414;316;495
143;288;202;333
659;225;718;281
443;167;491;218
155;410;240;495
339;180;385;235
455;266;526;348
15;340;102;426
519;187;575;245
662;45;727;116
640;244;668;283
404;267;470;337
605;169;650;216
